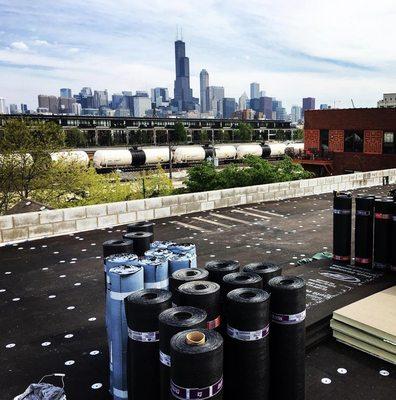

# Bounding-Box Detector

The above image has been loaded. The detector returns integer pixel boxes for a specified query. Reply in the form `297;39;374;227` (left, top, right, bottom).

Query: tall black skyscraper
173;40;194;111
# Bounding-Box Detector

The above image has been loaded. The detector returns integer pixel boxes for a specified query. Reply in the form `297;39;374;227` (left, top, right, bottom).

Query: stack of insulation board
331;286;396;364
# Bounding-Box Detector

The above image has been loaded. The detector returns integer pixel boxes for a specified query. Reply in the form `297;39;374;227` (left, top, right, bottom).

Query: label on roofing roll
333;209;351;215
355;257;371;264
333;255;350;262
160;350;171;367
271;309;306;325
207;315;221;330
375;213;391;220
356;210;371;217
128;328;159;342
171;376;223;400
145;279;169;289
227;324;269;341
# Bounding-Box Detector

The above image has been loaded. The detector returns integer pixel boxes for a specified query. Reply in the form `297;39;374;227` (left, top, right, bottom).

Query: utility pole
167;130;173;179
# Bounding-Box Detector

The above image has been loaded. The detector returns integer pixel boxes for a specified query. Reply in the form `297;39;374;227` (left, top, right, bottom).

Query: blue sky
0;0;395;111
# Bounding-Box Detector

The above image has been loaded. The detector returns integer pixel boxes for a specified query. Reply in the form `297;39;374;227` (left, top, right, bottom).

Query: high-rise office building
302;97;315;111
21;104;28;114
133;96;151;117
9;104;18;114
0;98;7;114
60;88;72;98
260;97;273;119
38;95;58;114
80;87;92;97
199;69;209;113
259;90;266;98
72;103;81;115
151;88;169;106
250;82;260;99
207;86;224;117
59;97;76;114
111;94;124;109
223;98;236;118
320;104;329;110
238;92;248;111
290;105;302;123
93;90;109;109
173;40;194;111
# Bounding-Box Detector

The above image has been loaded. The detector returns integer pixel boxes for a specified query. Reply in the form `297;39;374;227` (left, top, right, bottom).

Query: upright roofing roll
355;195;375;267
151;241;177;250
242;263;282;290
168;243;197;268
104;253;138;285
138;257;169;289
178;281;221;330
225;288;270;400
145;248;173;260
391;201;396;272
170;329;224;400
204;260;240;285
269;276;306;400
107;265;144;400
125;289;172;400
169;268;209;303
127;221;154;241
333;192;352;264
123;232;153;257
168;253;196;274
103;239;134;258
221;272;263;302
159;307;207;400
373;197;393;270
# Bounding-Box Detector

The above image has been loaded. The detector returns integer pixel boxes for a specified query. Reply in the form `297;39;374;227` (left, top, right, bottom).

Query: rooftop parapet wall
0;169;395;245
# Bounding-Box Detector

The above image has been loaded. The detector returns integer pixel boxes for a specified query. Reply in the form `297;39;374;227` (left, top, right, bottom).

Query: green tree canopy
65;128;88;148
172;122;188;143
234;122;253;142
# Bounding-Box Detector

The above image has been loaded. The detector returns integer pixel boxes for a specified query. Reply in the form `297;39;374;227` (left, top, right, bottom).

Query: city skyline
0;1;395;110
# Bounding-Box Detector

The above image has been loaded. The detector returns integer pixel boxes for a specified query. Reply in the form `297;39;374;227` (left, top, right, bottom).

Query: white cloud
33;39;50;46
68;48;79;53
10;41;29;51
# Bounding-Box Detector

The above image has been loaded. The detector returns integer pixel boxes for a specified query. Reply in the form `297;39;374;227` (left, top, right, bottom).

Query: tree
65;128;88;148
293;129;304;141
199;129;208;143
0;119;65;202
172;122;188;143
235;122;253;142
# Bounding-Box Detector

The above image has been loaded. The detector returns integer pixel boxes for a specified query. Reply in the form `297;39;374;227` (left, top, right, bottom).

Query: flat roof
1;185;395;399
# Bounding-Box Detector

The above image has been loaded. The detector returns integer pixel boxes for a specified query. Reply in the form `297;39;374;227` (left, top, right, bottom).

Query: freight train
47;142;304;171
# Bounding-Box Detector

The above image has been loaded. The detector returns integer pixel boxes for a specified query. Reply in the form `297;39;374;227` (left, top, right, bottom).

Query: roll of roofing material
225;288;270;400
373;197;393;270
204;260;240;285
242;263;282;291
221;272;263;302
168;243;197;268
145;248;173;260
127;221;154;241
108;265;144;400
137;257;169;289
178;281;221;330
123;232;153;257
333;192;352;264
151;241;177;250
391;202;396;272
125;289;172;400
169;268;209;304
168;253;196;274
355;195;375;267
103;239;134;258
268;276;306;400
170;329;224;400
159;307;207;400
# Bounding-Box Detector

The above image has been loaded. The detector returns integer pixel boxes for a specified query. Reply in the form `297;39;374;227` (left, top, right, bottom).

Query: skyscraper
302;97;315;111
60;88;72;98
238;92;248;111
20;104;28;114
199;69;209;113
38;95;58;114
223;98;236;118
133;96;151;117
93;90;109;109
207;86;224;117
290;105;302;123
9;104;18;114
0;98;7;114
151;88;169;107
173;40;194;111
259;97;273;119
250;82;260;100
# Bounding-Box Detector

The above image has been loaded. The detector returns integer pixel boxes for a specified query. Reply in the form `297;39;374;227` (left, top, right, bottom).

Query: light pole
167;130;173;179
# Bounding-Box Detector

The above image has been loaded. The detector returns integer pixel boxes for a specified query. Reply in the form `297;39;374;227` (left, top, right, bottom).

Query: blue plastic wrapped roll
168;252;196;274
144;248;173;260
168;243;197;268
150;241;177;250
105;253;139;284
138;257;169;289
108;264;144;400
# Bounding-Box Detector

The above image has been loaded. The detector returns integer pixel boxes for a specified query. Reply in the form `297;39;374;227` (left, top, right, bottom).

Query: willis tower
173;40;195;111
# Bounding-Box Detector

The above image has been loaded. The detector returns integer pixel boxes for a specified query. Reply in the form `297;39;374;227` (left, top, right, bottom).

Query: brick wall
0;168;395;245
304;129;320;150
329;130;344;152
364;130;383;154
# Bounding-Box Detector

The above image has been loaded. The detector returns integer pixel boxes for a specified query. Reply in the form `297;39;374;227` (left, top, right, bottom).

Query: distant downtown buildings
1;38;326;122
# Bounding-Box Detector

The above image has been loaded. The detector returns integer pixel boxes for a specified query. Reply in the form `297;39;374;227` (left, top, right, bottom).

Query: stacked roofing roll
243;262;282;290
333;192;352;264
136;257;169;289
108;265;144;400
170;268;209;304
127;221;154;241
205;260;240;285
123;232;153;257
373;197;393;270
167;243;197;268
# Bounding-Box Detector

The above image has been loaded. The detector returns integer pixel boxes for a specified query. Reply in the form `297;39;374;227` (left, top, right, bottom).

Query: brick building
303;108;396;174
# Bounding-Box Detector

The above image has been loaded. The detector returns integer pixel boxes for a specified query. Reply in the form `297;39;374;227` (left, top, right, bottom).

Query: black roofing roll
170;268;209;305
391;201;396;272
355;195;375;267
170;329;224;400
373;197;393;270
159;307;207;400
178;281;221;330
222;272;262;301
269;276;306;400
225;288;270;400
125;289;172;400
242;263;282;290
127;221;154;241
204;260;240;285
333;192;352;264
123;231;153;257
103;239;134;258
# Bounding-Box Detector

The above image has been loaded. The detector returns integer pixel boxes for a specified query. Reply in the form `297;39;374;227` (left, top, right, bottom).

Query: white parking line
246;208;284;218
232;209;271;220
172;221;210;232
209;212;252;226
192;216;231;228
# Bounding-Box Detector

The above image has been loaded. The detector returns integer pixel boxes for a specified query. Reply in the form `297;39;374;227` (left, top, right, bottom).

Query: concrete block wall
0;168;395;245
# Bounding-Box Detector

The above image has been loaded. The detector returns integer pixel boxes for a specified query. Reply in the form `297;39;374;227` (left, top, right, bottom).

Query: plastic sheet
373;197;393;270
204;260;240;285
151;241;177;250
333;192;352;264
242;263;282;291
108;265;144;400
269;276;306;400
159;307;207;400
137;257;169;289
123;232;153;257
170;329;224;400
178;281;221;330
355;195;375;267
225;288;270;400
169;268;209;304
125;289;172;400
